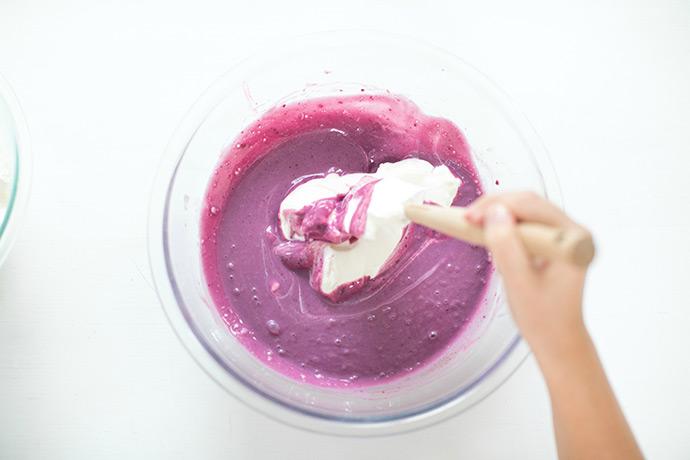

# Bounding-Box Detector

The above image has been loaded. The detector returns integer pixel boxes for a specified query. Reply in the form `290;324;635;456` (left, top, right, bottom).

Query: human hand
465;191;591;362
467;192;644;460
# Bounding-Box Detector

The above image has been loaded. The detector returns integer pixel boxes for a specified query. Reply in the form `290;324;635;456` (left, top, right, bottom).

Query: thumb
483;204;532;280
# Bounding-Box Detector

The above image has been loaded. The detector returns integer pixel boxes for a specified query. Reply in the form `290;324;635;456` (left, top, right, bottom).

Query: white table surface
1;0;688;458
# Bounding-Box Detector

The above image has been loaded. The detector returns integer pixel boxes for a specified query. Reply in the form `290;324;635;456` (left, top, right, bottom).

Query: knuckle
515;190;539;206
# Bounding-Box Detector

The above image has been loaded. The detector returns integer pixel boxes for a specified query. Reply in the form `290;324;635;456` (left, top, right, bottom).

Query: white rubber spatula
404;204;595;267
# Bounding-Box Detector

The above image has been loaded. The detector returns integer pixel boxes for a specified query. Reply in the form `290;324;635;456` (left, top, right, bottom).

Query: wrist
526;320;593;377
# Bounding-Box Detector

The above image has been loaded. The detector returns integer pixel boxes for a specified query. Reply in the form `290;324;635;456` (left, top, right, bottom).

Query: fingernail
486;204;511;225
465;209;481;223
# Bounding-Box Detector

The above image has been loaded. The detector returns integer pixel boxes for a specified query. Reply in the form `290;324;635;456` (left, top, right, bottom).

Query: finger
466;191;578;229
483;204;534;286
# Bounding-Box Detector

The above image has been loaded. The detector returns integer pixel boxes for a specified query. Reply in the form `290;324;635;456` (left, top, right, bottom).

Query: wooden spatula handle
404;204;594;267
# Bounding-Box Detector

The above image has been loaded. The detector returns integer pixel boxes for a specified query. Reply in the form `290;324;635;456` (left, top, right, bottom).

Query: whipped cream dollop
276;158;462;301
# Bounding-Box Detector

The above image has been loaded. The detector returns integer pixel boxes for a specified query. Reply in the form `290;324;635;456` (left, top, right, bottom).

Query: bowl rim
148;29;561;436
0;72;32;267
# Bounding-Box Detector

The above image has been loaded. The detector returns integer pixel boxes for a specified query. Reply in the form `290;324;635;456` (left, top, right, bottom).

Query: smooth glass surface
0;73;31;267
148;31;561;436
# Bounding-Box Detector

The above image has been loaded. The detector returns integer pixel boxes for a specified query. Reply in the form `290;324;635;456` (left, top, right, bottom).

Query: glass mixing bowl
0;73;31;268
148;31;561;436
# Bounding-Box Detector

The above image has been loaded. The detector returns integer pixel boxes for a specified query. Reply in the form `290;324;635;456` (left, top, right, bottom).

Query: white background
1;0;689;458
